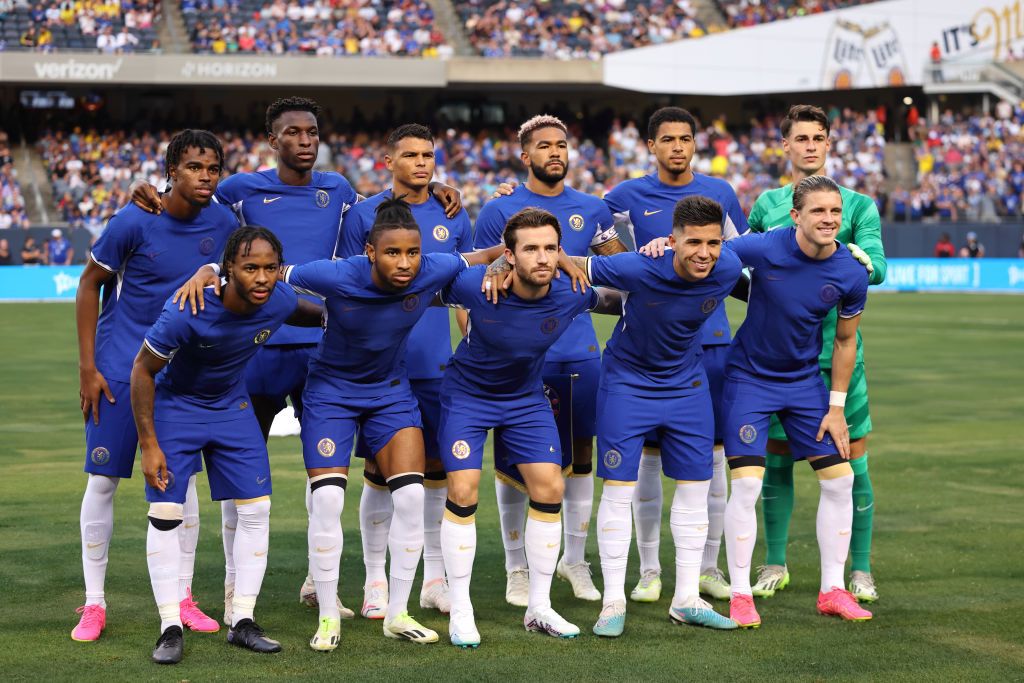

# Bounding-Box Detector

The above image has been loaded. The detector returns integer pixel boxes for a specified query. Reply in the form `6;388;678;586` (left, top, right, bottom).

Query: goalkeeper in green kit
746;105;886;602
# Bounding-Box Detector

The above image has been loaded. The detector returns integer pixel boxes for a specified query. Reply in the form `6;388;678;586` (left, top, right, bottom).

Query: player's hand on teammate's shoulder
557;246;590;293
817;407;851;459
847;243;874;275
129;180;163;215
173;264;221;314
430;181;463;218
79;366;115;425
639;236;671;257
482;255;512;304
491;180;519;199
141;442;170;492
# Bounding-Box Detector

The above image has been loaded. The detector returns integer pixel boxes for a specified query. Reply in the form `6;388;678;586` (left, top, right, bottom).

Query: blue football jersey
91;202;238;383
285;253;467;395
588;250;742;397
725;229;869;383
144;284;298;423
440;266;598;397
216;169;357;345
473;185;615;362
603;173;748;346
337;190;472;380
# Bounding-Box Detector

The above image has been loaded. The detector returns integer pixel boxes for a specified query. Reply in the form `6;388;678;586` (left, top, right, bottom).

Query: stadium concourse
10;102;1024;239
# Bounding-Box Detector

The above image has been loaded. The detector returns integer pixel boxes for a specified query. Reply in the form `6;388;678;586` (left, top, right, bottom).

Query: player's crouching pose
569;196;741;637
131;227;324;664
719;176;872;628
438;207;622;648
280;198;552;651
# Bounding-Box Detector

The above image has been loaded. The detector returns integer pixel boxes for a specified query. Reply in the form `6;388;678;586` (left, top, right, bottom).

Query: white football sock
221;499;238;587
80;474;118;608
422;481;448;583
817;473;854;593
440;506;477;614
597;483;634;605
386;478;425;622
725;474;763;596
304;477;313;578
495;477;528;572
308;476;346;620
147;505;184;633
232;498;271;626
562;473;593;565
702;446;727;572
525;505;561;611
670;481;710;605
633;453;663;575
359;478;392;586
178;474;200;601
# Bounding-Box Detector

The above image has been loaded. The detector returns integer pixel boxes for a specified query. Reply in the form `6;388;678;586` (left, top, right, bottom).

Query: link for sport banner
873;259;1024;294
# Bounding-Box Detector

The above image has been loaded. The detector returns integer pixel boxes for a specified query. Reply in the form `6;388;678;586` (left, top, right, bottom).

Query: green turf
1;294;1022;681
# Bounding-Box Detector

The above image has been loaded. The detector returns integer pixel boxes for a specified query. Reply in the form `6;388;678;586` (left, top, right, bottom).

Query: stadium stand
181;0;448;56
0;130;31;230
454;0;710;59
716;0;881;28
0;0;160;52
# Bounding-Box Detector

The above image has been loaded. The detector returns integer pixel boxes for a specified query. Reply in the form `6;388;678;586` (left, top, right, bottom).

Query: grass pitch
0;294;1022;681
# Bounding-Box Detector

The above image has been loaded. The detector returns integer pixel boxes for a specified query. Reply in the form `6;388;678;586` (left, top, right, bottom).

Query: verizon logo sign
33;58;124;80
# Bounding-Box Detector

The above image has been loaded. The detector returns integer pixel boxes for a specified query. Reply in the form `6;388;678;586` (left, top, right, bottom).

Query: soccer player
336;123;472;619
747;104;886;602
131;226;322;664
474;114;627;606
439;207;622;647
72;129;233;642
568;196;741;637
721;176;872;628
282;198;537;651
136;98;462;620
602;106;748;602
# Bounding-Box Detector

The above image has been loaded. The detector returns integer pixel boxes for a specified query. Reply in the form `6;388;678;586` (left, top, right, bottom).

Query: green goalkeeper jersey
747;183;887;367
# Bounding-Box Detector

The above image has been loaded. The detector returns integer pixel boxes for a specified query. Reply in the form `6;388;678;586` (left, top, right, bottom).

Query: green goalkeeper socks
761;453;794;566
850;454;874;573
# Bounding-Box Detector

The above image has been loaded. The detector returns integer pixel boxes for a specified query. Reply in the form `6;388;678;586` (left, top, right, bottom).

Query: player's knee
309;475;347;518
235;497;271;529
446;479;478;508
87;473;120;497
528;499;562;522
529;474;564;504
727;455;766;480
388;474;425;516
148;502;184;531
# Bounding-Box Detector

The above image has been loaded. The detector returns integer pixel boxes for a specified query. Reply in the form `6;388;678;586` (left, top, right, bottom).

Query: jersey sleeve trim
143;338;174;360
837;308;863;319
89;251;116;273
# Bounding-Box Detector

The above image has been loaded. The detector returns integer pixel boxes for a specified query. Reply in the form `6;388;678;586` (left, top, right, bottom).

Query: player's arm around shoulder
283;257;351;298
849;193;887;285
131;305;180;491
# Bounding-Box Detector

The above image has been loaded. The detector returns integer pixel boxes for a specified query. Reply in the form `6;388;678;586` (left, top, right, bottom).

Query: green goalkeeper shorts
767;362;872;442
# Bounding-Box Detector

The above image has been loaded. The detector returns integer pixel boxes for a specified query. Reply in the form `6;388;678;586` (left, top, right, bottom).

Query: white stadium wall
604;0;1024;94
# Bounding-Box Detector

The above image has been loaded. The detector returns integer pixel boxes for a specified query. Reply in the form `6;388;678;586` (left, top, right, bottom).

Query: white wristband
829;391;847;408
208;262;221;276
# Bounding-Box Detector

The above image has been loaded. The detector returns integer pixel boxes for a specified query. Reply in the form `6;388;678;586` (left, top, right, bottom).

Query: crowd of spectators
0;130;31;230
456;0;710;59
27;101;1024;240
1;0;159;52
182;0;448;57
716;0;879;28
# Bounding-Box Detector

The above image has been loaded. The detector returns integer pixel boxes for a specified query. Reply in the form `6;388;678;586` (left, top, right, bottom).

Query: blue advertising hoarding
0;265;85;301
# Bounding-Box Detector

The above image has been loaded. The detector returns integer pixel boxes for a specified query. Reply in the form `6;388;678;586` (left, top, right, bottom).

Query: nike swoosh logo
147;551;159;557
736;534;752;541
263;196;282;204
316;545;336;553
224;525;236;531
546;542;559;548
199;343;217;349
256;477;267;485
457;544;474;551
87;542;104;549
643;209;663;216
646;301;666;307
184;522;198;529
481;318;501;324
372;519;387;525
342;306;362;313
254;550;267;557
765;275;782;281
601;527;620;533
697;525;708;531
856;503;873;512
405;547;420;553
638;497;657;503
